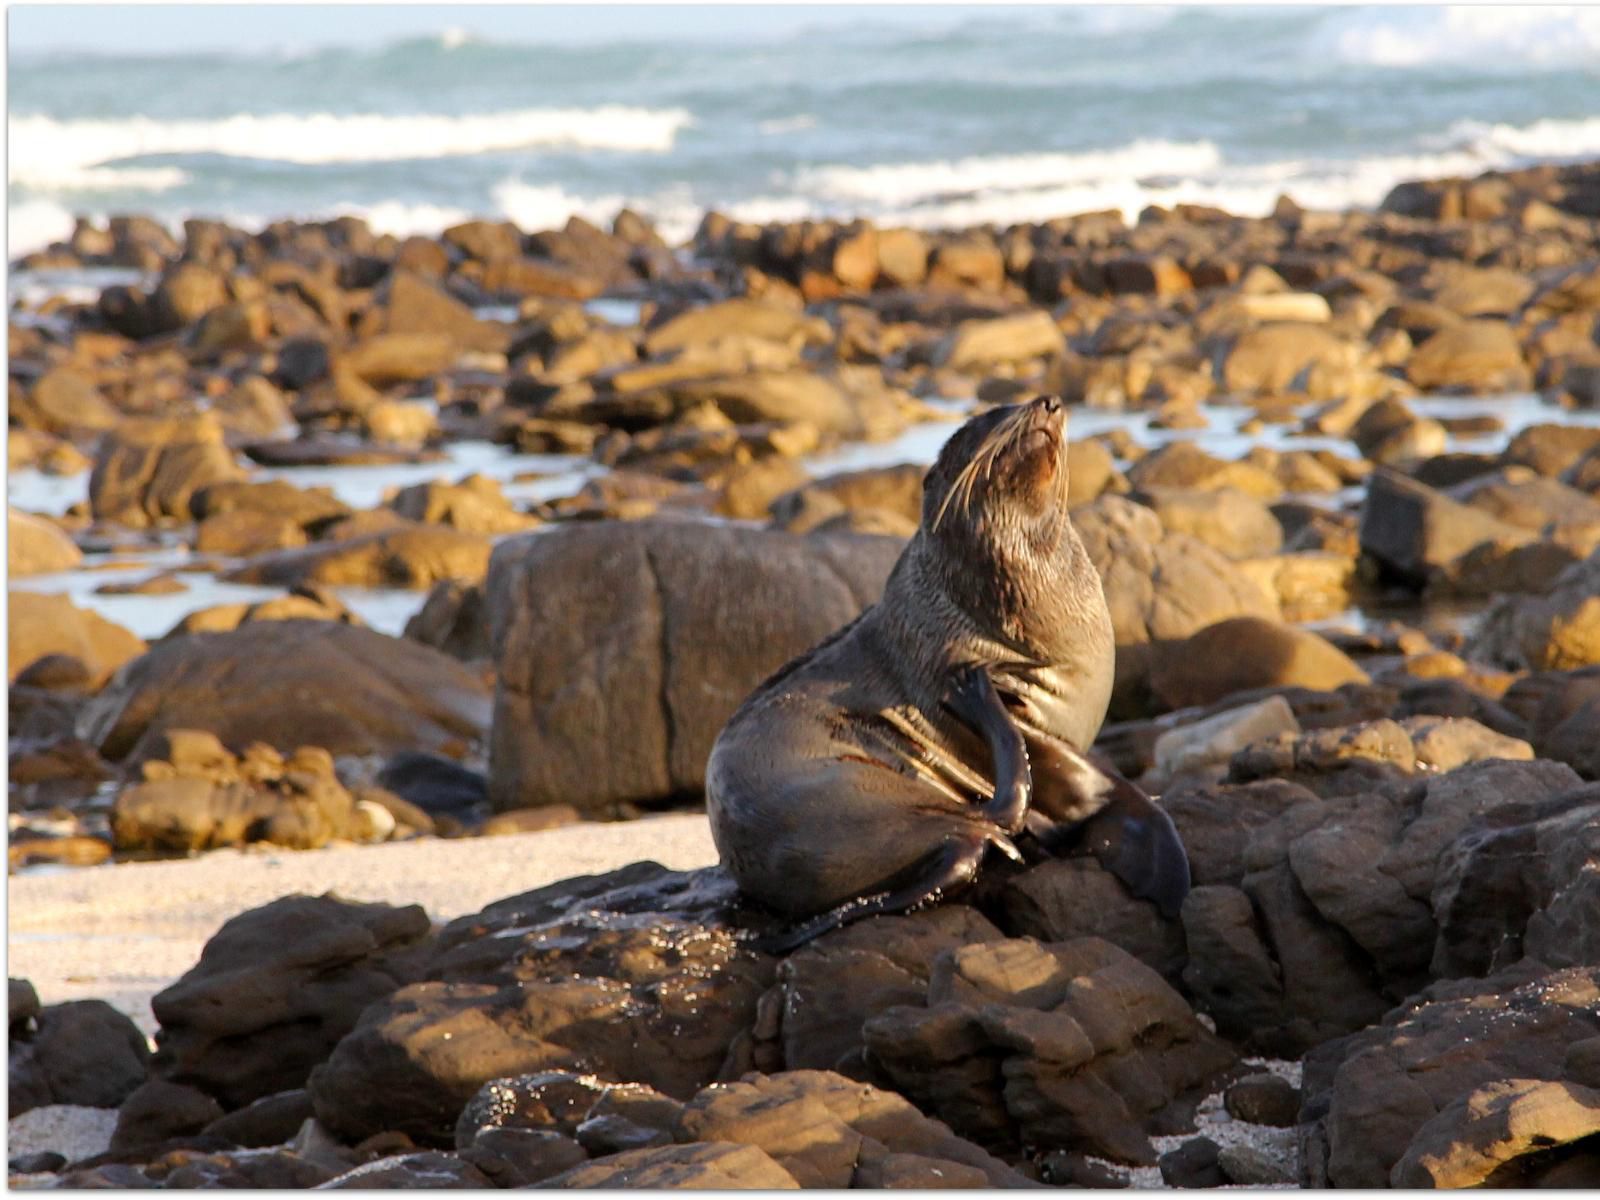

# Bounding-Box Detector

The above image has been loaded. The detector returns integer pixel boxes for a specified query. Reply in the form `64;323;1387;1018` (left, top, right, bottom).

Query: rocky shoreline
9;158;1600;1187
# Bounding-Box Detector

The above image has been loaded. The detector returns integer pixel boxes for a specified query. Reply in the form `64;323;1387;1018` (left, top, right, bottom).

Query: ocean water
9;5;1600;255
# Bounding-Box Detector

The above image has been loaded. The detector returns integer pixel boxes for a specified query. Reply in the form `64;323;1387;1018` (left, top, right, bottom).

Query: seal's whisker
932;403;1033;532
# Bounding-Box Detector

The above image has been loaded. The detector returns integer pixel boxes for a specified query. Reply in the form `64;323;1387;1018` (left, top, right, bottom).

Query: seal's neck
890;509;1104;669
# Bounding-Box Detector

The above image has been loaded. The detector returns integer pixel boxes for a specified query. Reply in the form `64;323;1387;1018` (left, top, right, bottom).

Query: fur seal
707;396;1190;951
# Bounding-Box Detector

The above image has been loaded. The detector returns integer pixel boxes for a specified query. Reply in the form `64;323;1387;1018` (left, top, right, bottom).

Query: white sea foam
793;140;1226;207
7;105;693;191
1444;115;1600;163
8;198;76;257
758;114;819;135
1312;6;1600;70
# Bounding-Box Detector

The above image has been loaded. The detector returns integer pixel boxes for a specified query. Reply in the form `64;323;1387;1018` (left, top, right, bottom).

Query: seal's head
910;395;1094;656
924;394;1068;552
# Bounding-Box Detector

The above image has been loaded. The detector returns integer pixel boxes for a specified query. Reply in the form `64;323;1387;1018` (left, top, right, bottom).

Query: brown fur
707;396;1116;918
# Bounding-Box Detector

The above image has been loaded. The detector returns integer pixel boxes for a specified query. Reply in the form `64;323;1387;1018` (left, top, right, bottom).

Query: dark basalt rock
1299;963;1600;1188
310;864;781;1145
151;893;432;1109
862;936;1238;1165
8;999;151;1116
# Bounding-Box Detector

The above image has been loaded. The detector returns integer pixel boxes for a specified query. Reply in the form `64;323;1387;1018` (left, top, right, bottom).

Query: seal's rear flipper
1037;769;1191;919
754;827;1002;955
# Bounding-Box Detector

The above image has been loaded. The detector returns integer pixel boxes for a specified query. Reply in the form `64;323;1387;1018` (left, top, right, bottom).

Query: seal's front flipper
753;827;1001;956
1031;749;1190;919
944;665;1032;833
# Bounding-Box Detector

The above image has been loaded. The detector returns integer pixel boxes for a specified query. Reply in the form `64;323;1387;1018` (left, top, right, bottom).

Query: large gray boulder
486;521;902;815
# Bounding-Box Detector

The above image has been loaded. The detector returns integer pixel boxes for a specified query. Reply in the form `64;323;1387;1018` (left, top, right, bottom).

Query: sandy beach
8;815;718;1037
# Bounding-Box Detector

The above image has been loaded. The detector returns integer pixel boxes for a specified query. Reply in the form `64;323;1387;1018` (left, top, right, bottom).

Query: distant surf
10;6;1600;256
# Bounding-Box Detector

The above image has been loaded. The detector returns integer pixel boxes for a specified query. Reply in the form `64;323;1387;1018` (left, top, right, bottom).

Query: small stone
1041;1151;1129;1187
1218;1143;1295;1186
574;1114;673;1156
1224;1072;1302;1127
9;1151;66;1174
1159;1137;1226;1188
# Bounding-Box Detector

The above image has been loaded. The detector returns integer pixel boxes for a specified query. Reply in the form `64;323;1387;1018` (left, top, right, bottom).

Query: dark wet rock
1223;1072;1301;1127
1162;777;1321;887
459;1127;589;1187
111;1080;225;1154
675;1069;1033;1187
404;580;491;662
375;751;488;818
863;936;1237;1165
8;999;151;1116
201;1088;316;1148
1359;467;1532;587
454;1071;682;1147
9;1151;66;1174
1469;546;1600;670
1040;1150;1128;1187
7;591;145;686
1431;783;1600;978
320;1150;493;1189
89;413;247;528
1301;965;1600;1188
145;1146;341;1189
1158;1136;1225;1188
750;907;1004;1077
151;893;432;1109
541;1140;801;1188
997;857;1186;986
1349;397;1447;466
487;521;901;816
574;1113;673;1155
310;864;779;1145
55;1162;161;1189
1181;759;1582;1054
81;620;492;763
1217;1142;1296;1185
1148;616;1367;711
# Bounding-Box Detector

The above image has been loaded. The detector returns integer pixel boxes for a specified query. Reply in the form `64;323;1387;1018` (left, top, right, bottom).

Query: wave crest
9;105;693;193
